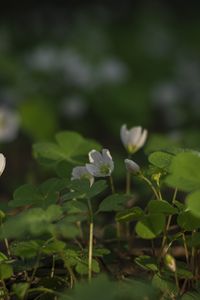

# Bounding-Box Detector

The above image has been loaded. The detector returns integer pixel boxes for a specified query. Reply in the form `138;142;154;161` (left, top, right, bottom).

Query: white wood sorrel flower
71;166;94;186
0;153;6;176
86;149;114;177
120;124;148;154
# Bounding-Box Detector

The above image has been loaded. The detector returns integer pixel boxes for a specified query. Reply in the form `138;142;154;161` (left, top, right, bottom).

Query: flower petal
136;129;148;149
129;126;142;146
71;166;88;179
120;124;129;147
86;163;102;177
0;153;6;176
88;150;103;165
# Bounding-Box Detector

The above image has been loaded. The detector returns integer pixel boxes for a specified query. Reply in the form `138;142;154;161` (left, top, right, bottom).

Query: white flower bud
124;159;140;175
120;124;148;154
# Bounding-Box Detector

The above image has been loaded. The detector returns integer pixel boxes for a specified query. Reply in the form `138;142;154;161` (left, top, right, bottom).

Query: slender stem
174;270;180;294
140;175;160;200
88;222;94;282
27;287;65;298
50;255;55;278
29;251;41;284
0;279;10;300
87;198;94;283
76;221;83;240
109;176;121;240
0;220;11;258
126;171;131;195
182;233;189;266
191;230;196;276
109;176;115;194
159;189;178;260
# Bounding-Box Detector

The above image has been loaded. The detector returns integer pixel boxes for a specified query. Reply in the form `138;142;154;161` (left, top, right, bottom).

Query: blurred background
1;0;200;196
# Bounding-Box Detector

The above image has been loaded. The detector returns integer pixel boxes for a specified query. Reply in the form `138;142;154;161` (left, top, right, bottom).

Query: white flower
71;166;94;186
0;153;6;176
120;125;148;154
124;159;140;175
86;149;114;177
0;107;20;142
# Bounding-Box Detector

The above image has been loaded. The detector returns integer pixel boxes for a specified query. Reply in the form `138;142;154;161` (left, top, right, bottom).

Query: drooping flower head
124;159;140;175
71;166;94;186
120;125;148;154
0;153;6;176
86;149;114;177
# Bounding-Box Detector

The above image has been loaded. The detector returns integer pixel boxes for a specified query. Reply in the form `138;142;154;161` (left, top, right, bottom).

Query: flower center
100;164;110;175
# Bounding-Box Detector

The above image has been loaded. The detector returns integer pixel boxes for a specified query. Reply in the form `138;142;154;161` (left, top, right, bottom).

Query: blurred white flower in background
61;96;88;120
97;58;128;84
141;23;173;58
152;82;180;106
0;153;6;176
25;46;59;71
0;107;20;142
61;50;93;88
25;46;128;88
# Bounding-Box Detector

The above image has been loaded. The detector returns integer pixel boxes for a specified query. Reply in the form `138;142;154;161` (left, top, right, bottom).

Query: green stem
174;270;180;294
109;176;121;240
109;176;115;194
50;255;55;278
182;233;189;266
159;188;178;260
140;175;160;200
126;171;131;195
0;279;9;300
87;198;94;283
27;287;65;298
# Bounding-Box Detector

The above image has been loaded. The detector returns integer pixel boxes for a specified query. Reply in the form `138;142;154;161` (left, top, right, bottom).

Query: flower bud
124;159;140;175
164;254;176;272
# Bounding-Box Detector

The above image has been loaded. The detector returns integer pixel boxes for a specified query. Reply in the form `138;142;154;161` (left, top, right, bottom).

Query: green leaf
19;100;58;140
93;248;110;257
98;194;129;212
186;190;200;218
12;283;30;300
177;211;200;231
42;240;66;254
10;184;42;208
11;241;41;258
87;180;107;199
75;258;100;275
152;273;177;295
63;200;88;214
148;151;174;172
147;200;178;215
115;207;144;222
176;262;193;279
0;252;7;262
135;255;158;272
181;292;200;300
136;213;165;239
0;263;13;279
166;152;200;192
33;130;101;166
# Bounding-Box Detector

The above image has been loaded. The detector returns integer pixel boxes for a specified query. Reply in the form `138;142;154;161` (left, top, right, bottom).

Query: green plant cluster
0;130;200;299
